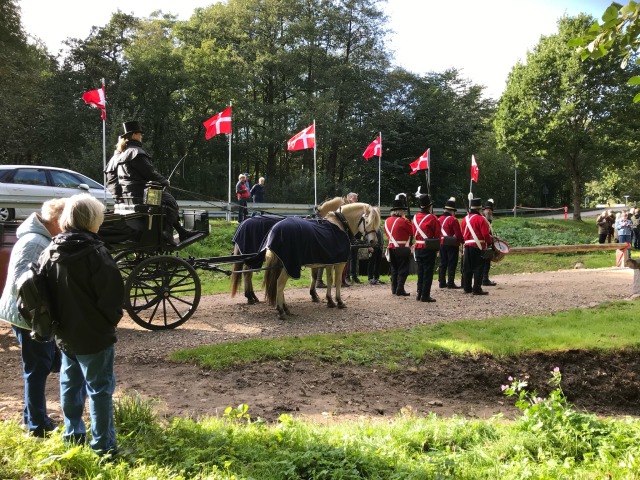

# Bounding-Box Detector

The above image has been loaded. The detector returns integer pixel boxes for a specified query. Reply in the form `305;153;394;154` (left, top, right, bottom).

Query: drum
491;238;510;262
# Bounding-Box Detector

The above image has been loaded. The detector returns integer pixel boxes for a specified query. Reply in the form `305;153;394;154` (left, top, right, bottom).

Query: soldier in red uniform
412;194;441;302
460;198;492;295
384;194;413;296
438;197;463;289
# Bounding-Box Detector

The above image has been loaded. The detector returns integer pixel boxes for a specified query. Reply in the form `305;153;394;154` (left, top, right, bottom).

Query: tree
571;1;640;101
495;15;640;220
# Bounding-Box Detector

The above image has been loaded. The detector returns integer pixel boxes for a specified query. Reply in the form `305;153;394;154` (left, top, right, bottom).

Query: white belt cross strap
413;213;434;245
464;214;485;249
441;215;454;238
385;217;409;247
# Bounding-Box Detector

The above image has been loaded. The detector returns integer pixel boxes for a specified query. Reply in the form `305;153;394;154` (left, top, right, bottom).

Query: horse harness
334;208;376;245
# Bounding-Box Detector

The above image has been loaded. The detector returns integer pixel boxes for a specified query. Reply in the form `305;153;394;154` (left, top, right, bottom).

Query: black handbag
391;246;412;258
423;238;441;251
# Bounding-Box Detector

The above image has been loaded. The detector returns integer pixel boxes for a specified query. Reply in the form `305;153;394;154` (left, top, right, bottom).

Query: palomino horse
263;202;380;319
230;196;347;304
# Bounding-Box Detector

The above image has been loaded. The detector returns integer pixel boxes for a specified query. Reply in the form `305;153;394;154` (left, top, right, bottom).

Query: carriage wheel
124;255;201;330
114;250;150;282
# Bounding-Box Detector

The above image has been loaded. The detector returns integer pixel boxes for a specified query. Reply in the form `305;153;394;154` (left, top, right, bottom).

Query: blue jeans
12;325;56;435
60;345;117;453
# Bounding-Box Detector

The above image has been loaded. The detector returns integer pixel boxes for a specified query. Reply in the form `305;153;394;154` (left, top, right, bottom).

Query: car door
49;170;112;204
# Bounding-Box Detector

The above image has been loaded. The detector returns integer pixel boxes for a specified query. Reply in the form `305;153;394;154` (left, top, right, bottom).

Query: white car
0;165;113;221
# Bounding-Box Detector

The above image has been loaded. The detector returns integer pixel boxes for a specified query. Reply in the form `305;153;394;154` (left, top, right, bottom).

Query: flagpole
101;78;106;205
377;131;381;207
227;101;232;222
313;119;317;206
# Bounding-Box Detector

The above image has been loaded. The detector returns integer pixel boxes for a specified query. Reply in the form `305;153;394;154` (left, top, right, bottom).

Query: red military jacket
460;212;492;249
438;212;463;246
411;212;441;249
384;215;413;249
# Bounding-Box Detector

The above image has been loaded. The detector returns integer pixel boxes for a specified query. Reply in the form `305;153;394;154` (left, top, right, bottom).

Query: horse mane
317;196;346;217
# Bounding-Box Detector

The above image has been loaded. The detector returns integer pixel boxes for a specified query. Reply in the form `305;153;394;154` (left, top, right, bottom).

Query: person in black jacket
39;193;124;456
111;121;196;245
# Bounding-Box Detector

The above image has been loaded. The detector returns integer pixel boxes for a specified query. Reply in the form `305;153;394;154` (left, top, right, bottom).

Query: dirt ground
1;267;640;425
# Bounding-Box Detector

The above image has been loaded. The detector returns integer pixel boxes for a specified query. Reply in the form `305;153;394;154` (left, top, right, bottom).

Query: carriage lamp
144;183;164;206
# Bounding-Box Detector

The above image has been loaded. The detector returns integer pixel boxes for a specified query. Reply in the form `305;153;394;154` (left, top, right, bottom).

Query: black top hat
418;194;433;209
469;198;482;209
484;198;495;211
122;121;144;136
443;197;457;211
390;194;408;212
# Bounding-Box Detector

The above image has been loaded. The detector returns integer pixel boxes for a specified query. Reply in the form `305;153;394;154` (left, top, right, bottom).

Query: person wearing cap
384;194;413;296
113;121;196;245
438;197;463;289
236;174;250;223
460;198;492;295
412;194;441;302
482;199;497;286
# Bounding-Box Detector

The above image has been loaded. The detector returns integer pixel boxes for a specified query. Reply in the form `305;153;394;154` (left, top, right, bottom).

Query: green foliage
493;217;596;246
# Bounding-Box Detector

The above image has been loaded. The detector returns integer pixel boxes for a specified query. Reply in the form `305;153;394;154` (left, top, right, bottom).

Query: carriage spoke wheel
114;250;153;282
124;255;200;330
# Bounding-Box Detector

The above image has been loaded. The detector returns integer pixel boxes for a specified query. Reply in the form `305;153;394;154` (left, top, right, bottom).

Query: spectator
39;193;124;456
236;174;250;223
606;210;615;243
616;211;633;251
367;227;385;285
633;208;640;249
596;210;610;244
0;198;66;438
250;177;266;203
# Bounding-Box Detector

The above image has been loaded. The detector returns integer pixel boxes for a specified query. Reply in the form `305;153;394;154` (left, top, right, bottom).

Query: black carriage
100;183;254;331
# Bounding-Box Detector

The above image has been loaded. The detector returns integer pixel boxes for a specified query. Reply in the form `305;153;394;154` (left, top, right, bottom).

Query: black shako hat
470;198;482;209
418;194;433;209
390;194;408;212
122;121;144;136
484;198;495;211
443;197;457;211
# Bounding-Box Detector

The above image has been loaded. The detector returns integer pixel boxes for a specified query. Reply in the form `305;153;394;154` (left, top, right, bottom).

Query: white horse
230;196;347;304
263;202;380;319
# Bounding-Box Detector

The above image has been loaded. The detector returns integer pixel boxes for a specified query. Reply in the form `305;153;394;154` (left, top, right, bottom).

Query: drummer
460;198;492;295
482;199;496;287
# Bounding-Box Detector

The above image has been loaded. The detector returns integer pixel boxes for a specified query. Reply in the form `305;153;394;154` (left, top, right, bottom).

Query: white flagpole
426;149;431;196
313;119;317;206
227;101;232;222
101;78;106;205
377;131;381;207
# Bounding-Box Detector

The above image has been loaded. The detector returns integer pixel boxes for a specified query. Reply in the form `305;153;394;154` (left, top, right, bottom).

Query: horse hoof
247;298;256;305
338;303;346;309
327;301;336;308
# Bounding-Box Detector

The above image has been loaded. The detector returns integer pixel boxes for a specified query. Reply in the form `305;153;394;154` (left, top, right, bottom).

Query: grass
169;301;640;369
3;215;639;478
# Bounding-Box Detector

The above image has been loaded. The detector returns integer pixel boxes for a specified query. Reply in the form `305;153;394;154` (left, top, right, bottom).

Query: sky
17;0;612;99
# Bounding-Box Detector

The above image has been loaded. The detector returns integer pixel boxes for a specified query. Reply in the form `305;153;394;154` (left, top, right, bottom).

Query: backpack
16;262;59;343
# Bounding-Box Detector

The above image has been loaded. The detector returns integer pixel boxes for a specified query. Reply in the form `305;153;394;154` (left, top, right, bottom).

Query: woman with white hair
39;193;124;456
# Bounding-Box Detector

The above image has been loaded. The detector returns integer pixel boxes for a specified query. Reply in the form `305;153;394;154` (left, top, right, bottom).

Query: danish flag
203;106;232;139
287;124;315;151
471;154;479;183
363;136;382;160
409;148;430;175
82;86;106;120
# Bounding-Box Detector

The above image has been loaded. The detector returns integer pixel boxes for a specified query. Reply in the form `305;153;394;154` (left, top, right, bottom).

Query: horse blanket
263;217;350;279
232;214;283;269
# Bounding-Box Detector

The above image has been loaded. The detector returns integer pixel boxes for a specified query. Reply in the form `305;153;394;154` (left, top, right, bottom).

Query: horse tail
230;244;242;297
263;250;282;306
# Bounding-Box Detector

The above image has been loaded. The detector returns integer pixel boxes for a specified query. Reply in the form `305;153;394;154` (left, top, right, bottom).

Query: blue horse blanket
263;217;350;279
232;214;283;269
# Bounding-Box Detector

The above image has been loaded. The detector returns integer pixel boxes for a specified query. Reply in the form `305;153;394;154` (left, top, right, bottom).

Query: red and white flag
82;86;106;120
287;124;315;151
409;148;430;175
203;106;232;139
363;136;381;160
471;154;479;183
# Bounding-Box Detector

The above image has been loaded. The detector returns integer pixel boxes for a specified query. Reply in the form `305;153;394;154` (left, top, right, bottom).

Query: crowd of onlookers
597;208;640;248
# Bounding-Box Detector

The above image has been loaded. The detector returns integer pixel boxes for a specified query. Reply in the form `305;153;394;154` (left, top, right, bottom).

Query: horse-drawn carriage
100;185;381;328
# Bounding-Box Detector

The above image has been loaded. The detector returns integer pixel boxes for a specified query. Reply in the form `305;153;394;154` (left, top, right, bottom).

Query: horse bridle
335;208;377;243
